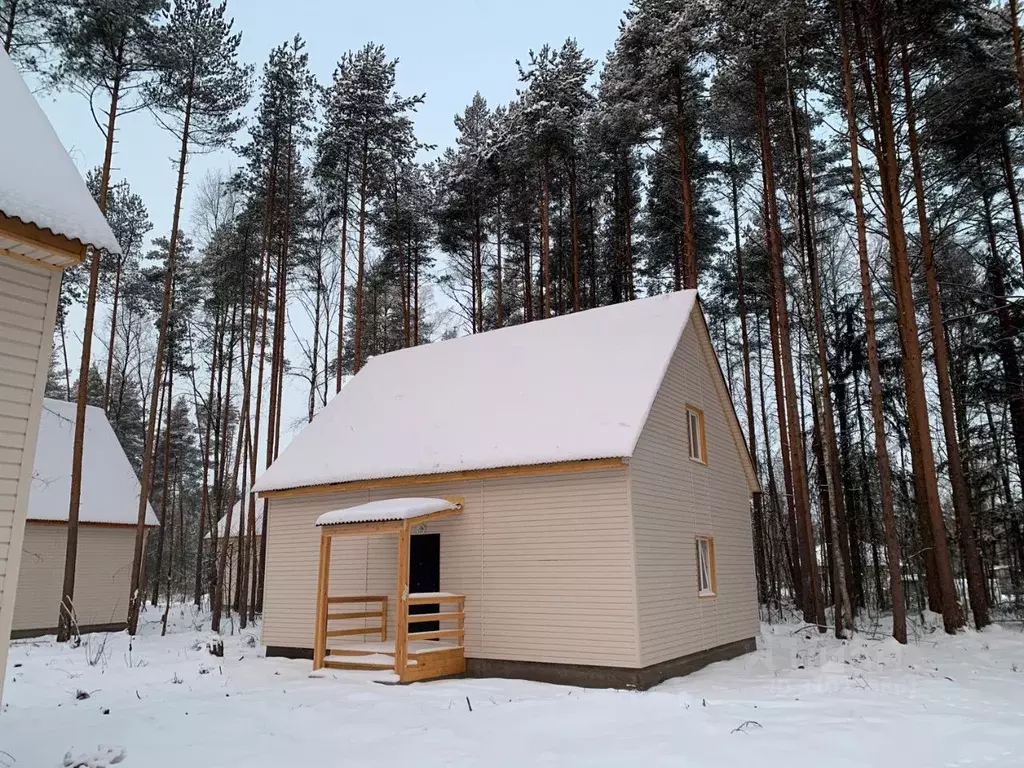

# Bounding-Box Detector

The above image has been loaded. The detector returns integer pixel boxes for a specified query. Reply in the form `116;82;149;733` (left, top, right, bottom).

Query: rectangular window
687;406;707;464
696;536;716;597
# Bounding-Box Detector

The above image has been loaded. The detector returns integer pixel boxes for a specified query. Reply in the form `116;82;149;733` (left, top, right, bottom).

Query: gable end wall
628;309;759;667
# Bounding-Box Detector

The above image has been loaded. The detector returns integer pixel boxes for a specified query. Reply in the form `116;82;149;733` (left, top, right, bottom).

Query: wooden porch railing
314;595;388;670
396;593;466;683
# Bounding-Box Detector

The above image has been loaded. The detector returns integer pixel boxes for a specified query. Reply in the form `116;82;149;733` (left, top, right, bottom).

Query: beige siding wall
13;523;136;632
0;255;60;692
263;468;640;667
629;312;759;667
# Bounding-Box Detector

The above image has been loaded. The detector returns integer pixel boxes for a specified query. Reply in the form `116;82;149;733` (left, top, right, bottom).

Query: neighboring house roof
256;291;711;494
209;497;265;539
0;50;121;254
29;399;158;526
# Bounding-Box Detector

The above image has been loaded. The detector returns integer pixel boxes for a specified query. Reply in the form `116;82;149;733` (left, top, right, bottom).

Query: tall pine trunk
756;64;824;628
335;152;350;392
103;254;124;410
899;31;987;629
150;360;173;607
568;156;580;311
2;0;17;53
674;69;697;291
57;66;122;642
192;311;219;605
496;190;504;327
540;156;552;318
131;87;196;638
730;138;766;604
210;305;238;632
862;0;962;632
1010;0;1024;121
783;48;853;635
353;136;369;371
839;0;906;640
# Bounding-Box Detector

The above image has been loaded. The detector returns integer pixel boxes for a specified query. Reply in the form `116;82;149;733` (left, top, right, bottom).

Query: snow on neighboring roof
0;50;121;254
29;399;158;526
254;291;699;493
316;498;461;527
208;497;265;539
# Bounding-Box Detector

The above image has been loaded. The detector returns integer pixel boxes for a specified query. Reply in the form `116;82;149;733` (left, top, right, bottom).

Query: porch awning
316;497;461;528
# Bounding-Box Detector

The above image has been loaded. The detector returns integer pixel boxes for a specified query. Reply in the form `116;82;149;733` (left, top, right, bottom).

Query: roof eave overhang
256;457;629;501
0;211;90;269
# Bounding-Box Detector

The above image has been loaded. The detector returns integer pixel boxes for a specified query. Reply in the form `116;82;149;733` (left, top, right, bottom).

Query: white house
0;49;121;700
253;291;761;688
12;399;158;637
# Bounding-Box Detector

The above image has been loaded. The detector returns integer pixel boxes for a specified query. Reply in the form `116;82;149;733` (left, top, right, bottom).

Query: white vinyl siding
629;310;759;667
13;523;137;633
0;253;61;698
262;468;640;668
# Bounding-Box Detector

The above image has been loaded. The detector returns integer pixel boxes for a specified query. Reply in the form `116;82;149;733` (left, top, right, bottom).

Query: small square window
687;406;707;464
696;536;716;597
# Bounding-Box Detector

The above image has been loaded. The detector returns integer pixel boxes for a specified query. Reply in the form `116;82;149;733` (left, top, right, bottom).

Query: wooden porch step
328;648;396;658
323;659;393;671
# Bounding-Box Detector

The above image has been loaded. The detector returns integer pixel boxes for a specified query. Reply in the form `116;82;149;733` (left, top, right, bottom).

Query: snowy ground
2;605;1023;767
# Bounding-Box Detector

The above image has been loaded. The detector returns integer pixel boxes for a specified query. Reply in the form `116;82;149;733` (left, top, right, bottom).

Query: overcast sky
36;0;628;448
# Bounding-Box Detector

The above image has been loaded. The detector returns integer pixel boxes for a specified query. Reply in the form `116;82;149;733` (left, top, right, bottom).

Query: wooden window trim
686;405;708;465
696;535;717;598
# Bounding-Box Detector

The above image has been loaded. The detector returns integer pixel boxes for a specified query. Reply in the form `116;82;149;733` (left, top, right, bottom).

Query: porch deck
315;590;467;683
312;500;468;683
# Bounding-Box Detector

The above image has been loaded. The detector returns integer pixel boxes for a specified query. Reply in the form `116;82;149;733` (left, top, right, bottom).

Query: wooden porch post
313;532;331;670
394;522;411;678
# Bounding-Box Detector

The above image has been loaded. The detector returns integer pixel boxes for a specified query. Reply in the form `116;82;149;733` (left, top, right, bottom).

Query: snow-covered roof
254;291;699;493
208;497;265;539
29;399;158;526
0;50;121;254
316;498;461;527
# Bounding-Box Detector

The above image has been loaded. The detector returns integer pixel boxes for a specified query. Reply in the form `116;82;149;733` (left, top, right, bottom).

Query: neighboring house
12;399;158;638
0;51;121;700
253;290;761;689
207;496;265;608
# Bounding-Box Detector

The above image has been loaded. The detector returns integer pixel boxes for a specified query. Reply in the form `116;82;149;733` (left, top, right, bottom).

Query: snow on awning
316;498;461;528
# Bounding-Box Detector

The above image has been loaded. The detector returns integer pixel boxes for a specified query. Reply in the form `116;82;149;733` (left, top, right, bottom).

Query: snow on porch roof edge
315;498;461;528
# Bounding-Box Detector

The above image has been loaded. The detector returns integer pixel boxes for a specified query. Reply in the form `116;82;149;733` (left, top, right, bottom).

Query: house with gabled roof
253;289;760;688
207;496;265;611
12;399;158;638
0;49;122;700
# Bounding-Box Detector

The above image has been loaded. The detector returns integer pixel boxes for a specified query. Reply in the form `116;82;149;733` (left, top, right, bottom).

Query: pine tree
516;42;595;316
319;43;423;373
615;0;714;289
1;0;63;67
49;0;163;642
128;0;251;635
